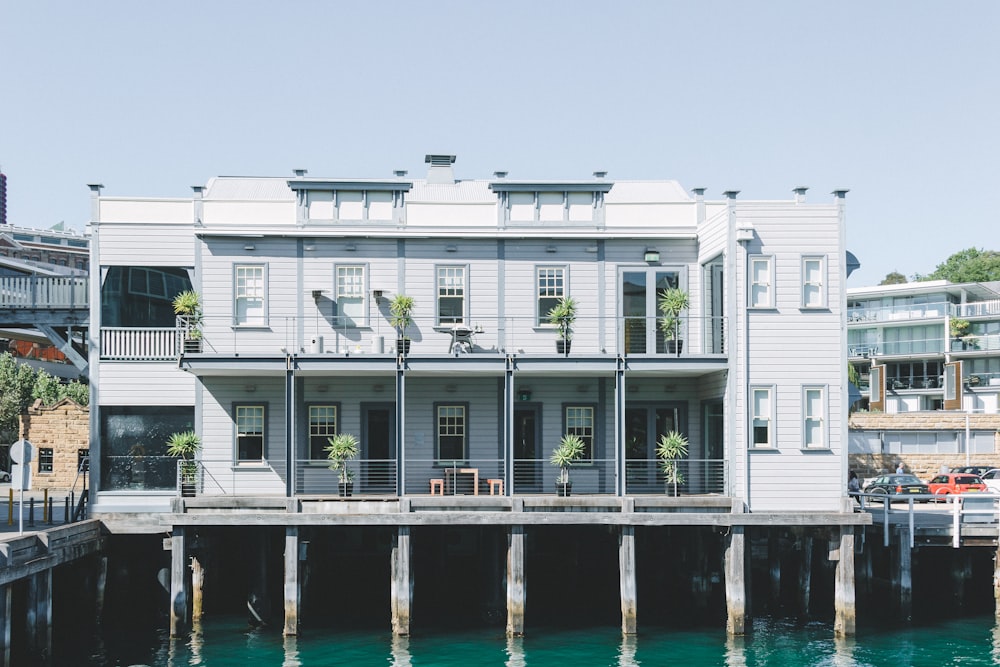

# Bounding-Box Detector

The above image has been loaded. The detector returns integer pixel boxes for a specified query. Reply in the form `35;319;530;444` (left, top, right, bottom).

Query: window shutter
943;361;962;411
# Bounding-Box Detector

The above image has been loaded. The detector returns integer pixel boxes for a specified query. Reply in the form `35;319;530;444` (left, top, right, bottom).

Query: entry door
362;403;395;493
622;269;680;354
624;404;681;493
514;407;541;493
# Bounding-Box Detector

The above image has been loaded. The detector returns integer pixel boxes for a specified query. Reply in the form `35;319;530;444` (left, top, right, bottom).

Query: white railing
856;491;999;548
0;275;88;308
101;327;179;360
956;299;1000;318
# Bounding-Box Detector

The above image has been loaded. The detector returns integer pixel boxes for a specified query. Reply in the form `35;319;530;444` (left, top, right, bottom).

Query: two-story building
86;156;863;637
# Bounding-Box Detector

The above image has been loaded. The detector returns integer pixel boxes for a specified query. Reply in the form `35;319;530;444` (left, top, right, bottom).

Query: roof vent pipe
692;187;706;223
493;171;508;179
425;154;456;185
394;170;408;178
793;186;808;204
293;169;308;177
593;170;608;179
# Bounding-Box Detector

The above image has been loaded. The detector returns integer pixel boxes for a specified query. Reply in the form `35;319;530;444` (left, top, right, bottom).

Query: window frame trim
749;385;776;449
435;264;469;326
333;262;369;328
748;255;774;309
306;402;341;464
536;264;569;327
232;262;269;328
434;401;470;465
233;401;268;465
562;402;598;464
801;384;829;450
801;255;828;310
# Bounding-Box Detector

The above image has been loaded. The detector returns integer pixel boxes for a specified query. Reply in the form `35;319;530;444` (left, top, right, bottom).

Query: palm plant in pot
658;287;690;355
550;433;585;496
325;433;359;497
656;430;688;497
547;296;577;356
173;289;203;353
166;430;202;497
389;294;415;355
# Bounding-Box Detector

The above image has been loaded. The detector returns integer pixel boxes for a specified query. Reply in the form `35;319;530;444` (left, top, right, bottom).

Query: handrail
855;491;999;548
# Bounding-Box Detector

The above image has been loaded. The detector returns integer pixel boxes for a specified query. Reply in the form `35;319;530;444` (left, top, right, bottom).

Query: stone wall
18;398;89;491
849;411;1000;481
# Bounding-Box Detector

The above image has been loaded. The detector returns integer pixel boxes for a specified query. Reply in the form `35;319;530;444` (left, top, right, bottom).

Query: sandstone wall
18;398;89;491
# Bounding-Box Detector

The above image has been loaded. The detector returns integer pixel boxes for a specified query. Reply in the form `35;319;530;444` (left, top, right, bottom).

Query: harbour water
53;614;1000;666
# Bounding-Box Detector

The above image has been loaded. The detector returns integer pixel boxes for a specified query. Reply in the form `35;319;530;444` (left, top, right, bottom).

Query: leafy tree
923;248;1000;283
0;353;89;442
879;271;908;285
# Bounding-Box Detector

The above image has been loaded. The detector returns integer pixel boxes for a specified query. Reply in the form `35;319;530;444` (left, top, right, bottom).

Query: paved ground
0;483;82;535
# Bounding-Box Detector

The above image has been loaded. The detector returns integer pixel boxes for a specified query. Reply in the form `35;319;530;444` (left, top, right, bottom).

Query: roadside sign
10;439;32;464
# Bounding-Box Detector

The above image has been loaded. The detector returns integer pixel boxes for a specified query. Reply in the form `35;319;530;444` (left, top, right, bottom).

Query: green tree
879;271;908;285
923;248;1000;283
0;353;90;442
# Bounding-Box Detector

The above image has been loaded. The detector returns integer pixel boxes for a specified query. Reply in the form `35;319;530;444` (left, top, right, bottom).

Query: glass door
622;269;680;354
624;403;681;493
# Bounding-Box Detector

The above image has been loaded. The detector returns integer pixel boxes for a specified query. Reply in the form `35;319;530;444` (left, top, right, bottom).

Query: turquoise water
55;614;1000;666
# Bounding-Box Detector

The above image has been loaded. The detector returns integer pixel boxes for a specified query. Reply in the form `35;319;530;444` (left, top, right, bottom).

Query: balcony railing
101;455;728;498
0;275;88;309
955;299;1000;319
100;313;728;360
848;302;949;324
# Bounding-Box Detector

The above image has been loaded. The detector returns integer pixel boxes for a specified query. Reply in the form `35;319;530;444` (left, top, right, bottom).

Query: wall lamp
545;245;557;253
445;244;458;253
245;384;257;393
644;248;660;263
373;289;384;303
344;242;356;251
244;243;256;251
518;388;532;401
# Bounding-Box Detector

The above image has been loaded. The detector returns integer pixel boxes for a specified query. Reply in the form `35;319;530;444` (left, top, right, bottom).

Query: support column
26;569;52;662
283;526;299;636
191;556;205;622
952;550;971;612
994;541;1000;619
506;525;525;637
170;526;188;637
798;534;813;617
391;526;412;636
768;530;781;609
833;528;856;637
95;556;108;625
725;527;747;636
898;526;912;623
0;584;11;667
248;530;271;627
619;525;636;635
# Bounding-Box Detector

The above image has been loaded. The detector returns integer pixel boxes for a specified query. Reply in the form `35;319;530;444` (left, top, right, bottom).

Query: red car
927;473;987;498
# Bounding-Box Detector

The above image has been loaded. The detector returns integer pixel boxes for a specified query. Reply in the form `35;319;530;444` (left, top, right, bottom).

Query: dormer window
289;180;412;225
491;181;612;226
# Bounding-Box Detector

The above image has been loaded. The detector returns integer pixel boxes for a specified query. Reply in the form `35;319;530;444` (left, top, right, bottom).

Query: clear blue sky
2;1;997;287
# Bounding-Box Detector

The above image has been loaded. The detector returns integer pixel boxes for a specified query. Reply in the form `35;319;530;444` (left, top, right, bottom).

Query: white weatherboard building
87;156;851;515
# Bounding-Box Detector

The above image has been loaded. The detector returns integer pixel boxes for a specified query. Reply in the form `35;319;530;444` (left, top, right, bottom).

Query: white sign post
10;439;33;535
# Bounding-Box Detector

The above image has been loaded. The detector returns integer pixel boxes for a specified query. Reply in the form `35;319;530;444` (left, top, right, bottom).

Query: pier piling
506;525;525;637
798;533;813;617
170;527;188;637
833;527;856;637
283;526;299;636
619;525;636;635
725;527;747;636
391;525;412;636
0;585;10;667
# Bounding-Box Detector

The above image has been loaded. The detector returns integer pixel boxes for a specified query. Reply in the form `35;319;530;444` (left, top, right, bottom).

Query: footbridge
0;275;89;374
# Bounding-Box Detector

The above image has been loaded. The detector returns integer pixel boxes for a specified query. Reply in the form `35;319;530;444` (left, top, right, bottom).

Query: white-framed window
802;256;826;308
537;266;566;326
749;256;773;308
335;265;365;326
307;190;396;222
308;404;338;461
802;386;826;448
565;405;595;461
505;191;596;224
234;264;267;326
38;448;54;473
750;387;774;447
437;266;466;325
236;404;266;463
436;404;467;462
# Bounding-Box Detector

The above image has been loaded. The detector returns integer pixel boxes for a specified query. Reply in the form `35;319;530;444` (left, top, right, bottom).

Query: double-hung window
236;404;266;462
750;387;774;447
38;448;54;473
537;267;565;326
308;405;338;461
336;265;365;326
802;386;826;448
437;266;465;325
565;405;595;461
802;256;826;308
234;264;266;326
436;404;467;462
749;256;773;308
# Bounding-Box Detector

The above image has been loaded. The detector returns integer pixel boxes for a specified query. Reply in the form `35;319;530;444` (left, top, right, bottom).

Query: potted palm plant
166;430;202;497
656;430;688;497
547;296;577;356
389;294;415;355
550;433;585;496
658;287;690;355
173;290;203;353
325;433;359;497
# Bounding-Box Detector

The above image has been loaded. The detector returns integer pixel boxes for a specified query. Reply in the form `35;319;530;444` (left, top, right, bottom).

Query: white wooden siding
98;364;195;404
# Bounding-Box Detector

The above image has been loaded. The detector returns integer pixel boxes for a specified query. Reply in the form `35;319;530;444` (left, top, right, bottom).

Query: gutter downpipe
726;190;750;510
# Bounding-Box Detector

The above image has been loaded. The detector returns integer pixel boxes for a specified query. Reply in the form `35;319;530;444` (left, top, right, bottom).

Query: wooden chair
429;478;444;495
487;479;504;496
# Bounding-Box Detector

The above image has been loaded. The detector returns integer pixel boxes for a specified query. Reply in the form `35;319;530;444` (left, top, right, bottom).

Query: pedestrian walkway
0;484;83;535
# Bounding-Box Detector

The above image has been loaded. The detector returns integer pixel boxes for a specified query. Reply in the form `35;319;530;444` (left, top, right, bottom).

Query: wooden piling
26;569;52;662
248;530;271;627
391;525;412;636
798;534;813;617
506;525;525;637
833;528;856;637
898;526;912;623
283;526;299;636
619;525;637;635
768;530;781;608
95;555;108;625
725;527;747;636
170;526;188;637
0;585;10;667
191;556;204;621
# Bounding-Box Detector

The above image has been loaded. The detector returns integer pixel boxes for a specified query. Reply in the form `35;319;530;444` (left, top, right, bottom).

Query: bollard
43;489;49;523
29;498;35;527
48;496;54;525
7;489;12;526
65;497;71;524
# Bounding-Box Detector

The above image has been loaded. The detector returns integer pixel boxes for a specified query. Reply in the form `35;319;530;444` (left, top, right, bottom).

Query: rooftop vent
425;154;456;185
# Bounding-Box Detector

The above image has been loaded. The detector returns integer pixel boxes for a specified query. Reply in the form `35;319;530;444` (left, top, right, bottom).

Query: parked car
927;473;987;498
976;469;1000;493
863;474;930;498
951;465;996;477
0;470;8;483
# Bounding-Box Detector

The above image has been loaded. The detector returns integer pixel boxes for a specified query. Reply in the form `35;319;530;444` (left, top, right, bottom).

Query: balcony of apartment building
847;301;949;325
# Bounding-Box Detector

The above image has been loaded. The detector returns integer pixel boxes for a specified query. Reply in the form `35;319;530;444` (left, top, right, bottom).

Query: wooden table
444;467;479;495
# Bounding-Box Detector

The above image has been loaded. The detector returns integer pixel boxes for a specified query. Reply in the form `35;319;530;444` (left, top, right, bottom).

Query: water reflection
391;635;411;667
618;635;637;667
725;635;746;667
282;636;301;667
831;636;856;666
992;620;1000;664
505;636;525;667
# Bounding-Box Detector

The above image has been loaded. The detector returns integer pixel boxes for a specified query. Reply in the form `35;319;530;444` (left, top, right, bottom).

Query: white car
0;471;9;483
979;469;1000;493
